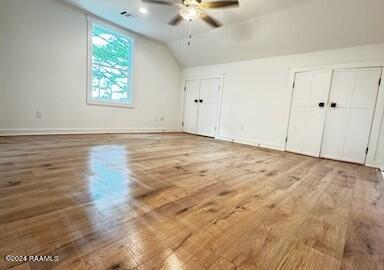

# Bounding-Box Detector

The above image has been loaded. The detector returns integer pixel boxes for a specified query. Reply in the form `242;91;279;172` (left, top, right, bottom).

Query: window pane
90;23;132;105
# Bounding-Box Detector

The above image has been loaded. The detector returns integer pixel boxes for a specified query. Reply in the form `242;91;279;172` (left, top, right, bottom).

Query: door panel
321;68;382;164
320;108;349;160
343;110;374;162
183;80;200;134
286;70;332;157
197;78;221;137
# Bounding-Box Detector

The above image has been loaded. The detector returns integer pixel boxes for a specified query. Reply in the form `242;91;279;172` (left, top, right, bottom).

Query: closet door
286;70;332;157
197;78;221;137
183;80;200;134
321;68;382;164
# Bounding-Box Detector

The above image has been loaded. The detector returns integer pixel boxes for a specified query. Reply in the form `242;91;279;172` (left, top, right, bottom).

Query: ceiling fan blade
142;0;174;6
169;14;183;25
200;1;239;9
200;14;222;28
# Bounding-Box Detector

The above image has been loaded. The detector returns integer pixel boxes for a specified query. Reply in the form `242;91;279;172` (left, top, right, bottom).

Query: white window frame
87;16;135;108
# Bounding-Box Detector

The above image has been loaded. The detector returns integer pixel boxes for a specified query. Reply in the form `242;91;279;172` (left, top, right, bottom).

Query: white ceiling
61;0;310;42
61;0;384;67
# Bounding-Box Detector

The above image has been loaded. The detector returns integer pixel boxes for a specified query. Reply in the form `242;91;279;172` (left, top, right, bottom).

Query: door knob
194;99;198;103
199;99;203;103
318;102;325;108
330;102;337;108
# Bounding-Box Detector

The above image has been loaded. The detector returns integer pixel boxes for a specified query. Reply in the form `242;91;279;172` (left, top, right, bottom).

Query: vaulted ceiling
62;0;384;67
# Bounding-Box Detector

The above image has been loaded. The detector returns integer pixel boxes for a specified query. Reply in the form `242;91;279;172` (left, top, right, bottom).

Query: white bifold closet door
183;80;200;134
286;70;332;157
320;68;382;164
197;78;221;137
183;78;221;137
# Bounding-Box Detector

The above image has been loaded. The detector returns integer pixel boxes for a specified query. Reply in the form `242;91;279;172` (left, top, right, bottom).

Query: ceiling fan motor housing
180;4;201;21
183;0;200;6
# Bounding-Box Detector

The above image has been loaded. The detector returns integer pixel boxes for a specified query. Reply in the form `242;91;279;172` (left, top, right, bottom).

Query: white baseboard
0;128;181;136
366;161;384;170
216;135;383;169
215;135;284;152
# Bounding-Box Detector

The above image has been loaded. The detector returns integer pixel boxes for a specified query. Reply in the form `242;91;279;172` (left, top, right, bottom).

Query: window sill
87;100;134;109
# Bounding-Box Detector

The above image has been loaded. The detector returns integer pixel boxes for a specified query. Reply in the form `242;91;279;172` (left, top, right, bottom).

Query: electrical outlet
35;110;43;118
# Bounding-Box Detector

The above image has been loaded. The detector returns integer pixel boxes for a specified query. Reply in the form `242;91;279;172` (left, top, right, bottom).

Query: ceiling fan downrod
187;21;192;46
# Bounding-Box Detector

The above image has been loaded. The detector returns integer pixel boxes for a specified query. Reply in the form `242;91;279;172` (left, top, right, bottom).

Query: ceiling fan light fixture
180;5;201;21
139;7;149;14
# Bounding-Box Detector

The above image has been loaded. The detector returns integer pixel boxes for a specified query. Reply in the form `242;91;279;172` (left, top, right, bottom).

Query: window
87;18;134;107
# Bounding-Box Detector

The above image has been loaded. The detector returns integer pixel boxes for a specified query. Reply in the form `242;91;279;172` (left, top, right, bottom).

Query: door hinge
292;82;295;89
379;78;382;86
182;122;184;127
366;147;369;154
184;86;186;91
285;137;288;143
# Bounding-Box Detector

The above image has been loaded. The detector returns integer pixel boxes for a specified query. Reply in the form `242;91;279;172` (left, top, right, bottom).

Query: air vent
120;11;137;19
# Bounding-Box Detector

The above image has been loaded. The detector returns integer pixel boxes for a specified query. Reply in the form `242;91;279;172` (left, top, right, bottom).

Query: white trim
182;74;225;81
288;59;384;74
86;16;135;108
86;100;135;109
0;128;179;136
216;135;284;151
215;74;226;139
365;162;383;170
367;68;384;169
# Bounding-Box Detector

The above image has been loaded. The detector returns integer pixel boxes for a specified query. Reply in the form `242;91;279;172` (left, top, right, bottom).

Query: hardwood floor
0;133;383;270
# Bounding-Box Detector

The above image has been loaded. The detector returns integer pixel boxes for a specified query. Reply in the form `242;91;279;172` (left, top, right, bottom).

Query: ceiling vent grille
120;11;137;19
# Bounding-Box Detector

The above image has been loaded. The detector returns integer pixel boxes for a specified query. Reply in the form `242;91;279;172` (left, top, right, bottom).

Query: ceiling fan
142;0;240;28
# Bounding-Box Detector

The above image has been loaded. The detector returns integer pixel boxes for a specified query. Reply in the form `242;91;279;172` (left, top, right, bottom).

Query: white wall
0;0;181;135
182;44;384;168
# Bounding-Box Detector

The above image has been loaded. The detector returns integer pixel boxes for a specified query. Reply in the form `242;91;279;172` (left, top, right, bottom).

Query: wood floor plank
0;133;383;270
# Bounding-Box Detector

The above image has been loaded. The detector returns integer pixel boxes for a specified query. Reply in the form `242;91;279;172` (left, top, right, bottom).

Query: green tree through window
89;23;133;105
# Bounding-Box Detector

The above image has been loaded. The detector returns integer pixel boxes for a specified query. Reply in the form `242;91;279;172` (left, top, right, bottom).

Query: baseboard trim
216;135;383;169
0;128;181;136
215;135;284;152
366;161;383;170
